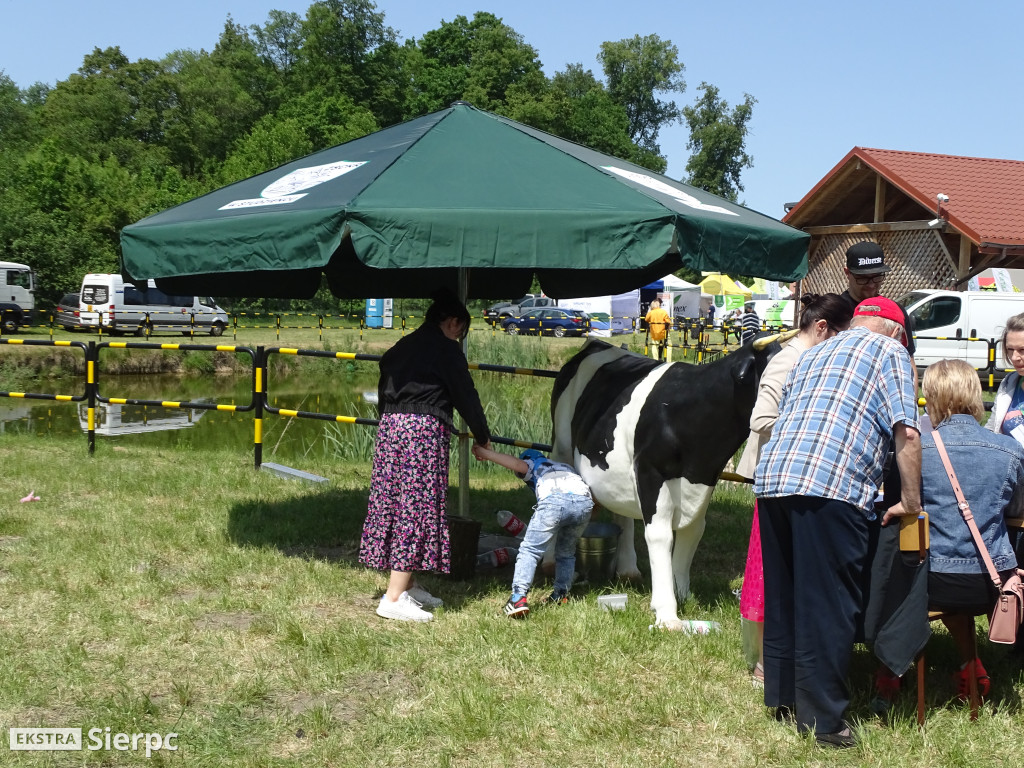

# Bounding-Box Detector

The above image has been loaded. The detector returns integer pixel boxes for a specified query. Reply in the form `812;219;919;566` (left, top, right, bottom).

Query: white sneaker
406;585;443;609
376;592;433;622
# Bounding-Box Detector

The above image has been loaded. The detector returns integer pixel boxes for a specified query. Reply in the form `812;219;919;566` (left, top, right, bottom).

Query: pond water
0;367;555;463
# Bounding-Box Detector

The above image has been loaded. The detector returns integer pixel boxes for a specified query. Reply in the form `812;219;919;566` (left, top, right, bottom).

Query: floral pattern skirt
359;412;452;574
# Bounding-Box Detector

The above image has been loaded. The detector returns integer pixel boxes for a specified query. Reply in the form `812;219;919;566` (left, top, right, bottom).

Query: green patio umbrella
120;102;808;300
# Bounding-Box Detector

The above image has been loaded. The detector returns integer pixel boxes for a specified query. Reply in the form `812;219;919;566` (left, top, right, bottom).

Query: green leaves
0;3;757;310
682;83;757;203
598;34;686;155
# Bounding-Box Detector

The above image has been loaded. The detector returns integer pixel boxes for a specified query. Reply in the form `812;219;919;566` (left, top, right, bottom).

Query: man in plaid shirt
754;296;922;748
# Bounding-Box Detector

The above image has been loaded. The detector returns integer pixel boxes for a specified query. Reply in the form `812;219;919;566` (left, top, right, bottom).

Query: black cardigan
377;323;491;445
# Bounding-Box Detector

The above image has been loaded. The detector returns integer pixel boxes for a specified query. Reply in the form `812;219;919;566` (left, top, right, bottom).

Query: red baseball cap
853;296;908;348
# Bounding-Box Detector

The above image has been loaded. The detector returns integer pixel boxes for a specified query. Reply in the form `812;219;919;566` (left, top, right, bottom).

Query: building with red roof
782;147;1024;298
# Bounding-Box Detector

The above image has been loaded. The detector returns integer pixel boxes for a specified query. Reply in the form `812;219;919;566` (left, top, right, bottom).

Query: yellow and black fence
914;335;1000;390
95;340;259;459
0;337;92;446
14;307;784;360
3;332;1012;470
1;338;562;466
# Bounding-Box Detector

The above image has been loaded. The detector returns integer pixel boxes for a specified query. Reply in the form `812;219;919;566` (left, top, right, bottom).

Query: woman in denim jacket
913;359;1024;697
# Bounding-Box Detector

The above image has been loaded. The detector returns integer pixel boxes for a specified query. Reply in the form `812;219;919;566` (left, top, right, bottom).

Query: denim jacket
921;414;1024;574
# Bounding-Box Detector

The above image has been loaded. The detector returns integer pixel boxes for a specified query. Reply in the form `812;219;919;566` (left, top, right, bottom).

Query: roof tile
789;147;1024;246
854;148;1024;245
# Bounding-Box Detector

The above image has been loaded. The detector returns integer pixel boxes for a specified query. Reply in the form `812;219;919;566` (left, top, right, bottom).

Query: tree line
0;1;756;312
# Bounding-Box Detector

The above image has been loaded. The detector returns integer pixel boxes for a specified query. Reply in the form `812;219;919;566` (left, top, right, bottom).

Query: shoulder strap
932;431;1003;589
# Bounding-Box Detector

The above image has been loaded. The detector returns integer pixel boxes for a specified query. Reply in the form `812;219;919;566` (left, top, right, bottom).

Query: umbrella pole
458;269;470;518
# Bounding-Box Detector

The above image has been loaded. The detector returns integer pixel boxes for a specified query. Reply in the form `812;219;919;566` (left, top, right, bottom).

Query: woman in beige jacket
735;293;854;684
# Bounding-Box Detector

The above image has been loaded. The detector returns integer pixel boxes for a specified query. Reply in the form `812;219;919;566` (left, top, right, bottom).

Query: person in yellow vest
644;299;672;360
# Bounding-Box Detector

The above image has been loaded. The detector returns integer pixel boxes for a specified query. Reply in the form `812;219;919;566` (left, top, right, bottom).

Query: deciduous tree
294;0;403;123
598;35;685;157
682;82;755;202
404;12;544;116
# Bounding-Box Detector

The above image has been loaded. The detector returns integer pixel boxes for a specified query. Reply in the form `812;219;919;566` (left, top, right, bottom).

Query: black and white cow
550;333;791;629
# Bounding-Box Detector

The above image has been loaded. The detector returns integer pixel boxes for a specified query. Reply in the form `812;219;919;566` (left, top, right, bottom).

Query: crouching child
472;445;593;618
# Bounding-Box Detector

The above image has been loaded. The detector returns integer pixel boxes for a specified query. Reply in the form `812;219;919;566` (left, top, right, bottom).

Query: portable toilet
365;298;384;328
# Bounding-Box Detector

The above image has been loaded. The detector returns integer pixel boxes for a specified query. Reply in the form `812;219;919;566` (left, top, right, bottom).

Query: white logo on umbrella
601;166;738;216
261;161;367;198
220;161;367;210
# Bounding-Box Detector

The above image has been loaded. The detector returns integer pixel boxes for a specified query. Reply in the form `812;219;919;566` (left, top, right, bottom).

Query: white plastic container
741;617;762;669
597;593;627;611
680;620;721;635
649;619;723;633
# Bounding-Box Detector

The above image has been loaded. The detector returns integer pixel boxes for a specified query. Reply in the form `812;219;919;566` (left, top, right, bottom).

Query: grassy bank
0;434;1020;767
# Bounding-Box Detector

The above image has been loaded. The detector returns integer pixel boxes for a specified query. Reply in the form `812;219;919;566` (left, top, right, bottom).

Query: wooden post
957;236;972;291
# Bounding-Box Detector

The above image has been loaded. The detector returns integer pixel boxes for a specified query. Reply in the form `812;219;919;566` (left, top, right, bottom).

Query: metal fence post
87;341;96;455
254;346;264;469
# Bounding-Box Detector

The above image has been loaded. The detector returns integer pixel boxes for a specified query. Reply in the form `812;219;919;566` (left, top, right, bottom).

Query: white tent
559;290;639;334
656;274;707;319
661;274;699;291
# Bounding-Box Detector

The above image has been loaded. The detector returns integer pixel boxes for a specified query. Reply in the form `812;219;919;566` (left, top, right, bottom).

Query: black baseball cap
846;241;891;275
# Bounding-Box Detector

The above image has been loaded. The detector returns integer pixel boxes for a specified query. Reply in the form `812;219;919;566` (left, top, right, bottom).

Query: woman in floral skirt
360;291;491;622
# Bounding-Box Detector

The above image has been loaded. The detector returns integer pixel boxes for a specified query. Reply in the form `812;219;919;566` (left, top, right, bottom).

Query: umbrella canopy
121;103;808;300
699;273;752;297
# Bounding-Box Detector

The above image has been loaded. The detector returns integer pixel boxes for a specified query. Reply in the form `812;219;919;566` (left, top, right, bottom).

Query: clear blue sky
2;0;1022;219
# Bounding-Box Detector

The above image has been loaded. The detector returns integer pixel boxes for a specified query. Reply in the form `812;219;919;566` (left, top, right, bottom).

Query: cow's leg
613;515;642;582
665;481;714;607
644;508;681;629
671;515;707;604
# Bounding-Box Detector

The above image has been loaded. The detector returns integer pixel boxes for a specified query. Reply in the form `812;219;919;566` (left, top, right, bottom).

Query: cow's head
727;328;800;386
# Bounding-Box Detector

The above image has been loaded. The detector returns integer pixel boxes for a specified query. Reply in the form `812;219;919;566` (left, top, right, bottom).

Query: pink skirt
739;500;764;622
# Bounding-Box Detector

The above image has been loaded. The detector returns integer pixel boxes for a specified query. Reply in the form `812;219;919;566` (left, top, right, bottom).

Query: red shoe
955;658;991;701
874;668;902;701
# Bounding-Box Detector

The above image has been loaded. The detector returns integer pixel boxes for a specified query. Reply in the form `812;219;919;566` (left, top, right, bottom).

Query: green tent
121;102;808;300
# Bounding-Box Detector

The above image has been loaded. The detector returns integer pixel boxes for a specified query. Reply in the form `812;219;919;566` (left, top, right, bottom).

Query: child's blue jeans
512;492;593;597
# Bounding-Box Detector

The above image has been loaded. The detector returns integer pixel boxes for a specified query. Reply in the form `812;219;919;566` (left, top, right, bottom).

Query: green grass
0;433;1021;767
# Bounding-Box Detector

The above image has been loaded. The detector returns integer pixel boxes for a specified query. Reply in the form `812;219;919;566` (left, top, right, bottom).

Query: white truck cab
0;260;36;332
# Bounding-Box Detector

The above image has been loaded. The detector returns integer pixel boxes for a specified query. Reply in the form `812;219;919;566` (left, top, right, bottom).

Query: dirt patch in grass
273;670;410;722
194;611;260;632
0;703;81;729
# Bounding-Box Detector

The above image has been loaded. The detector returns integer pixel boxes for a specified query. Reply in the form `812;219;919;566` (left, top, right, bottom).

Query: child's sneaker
503;595;530;619
541;589;569;606
955;657;990;700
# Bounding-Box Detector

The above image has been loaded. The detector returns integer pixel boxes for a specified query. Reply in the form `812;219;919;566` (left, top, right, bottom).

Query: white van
0;260;36;331
896;290;1024;373
79;274;228;336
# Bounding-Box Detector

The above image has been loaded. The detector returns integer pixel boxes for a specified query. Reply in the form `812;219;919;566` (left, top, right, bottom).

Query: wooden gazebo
783;148;1024;299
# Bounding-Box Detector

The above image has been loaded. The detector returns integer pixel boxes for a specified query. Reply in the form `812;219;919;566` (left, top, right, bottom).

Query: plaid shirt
754;327;919;514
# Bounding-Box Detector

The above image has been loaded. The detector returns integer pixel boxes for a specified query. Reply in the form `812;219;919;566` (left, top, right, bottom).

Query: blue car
501;308;589;337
